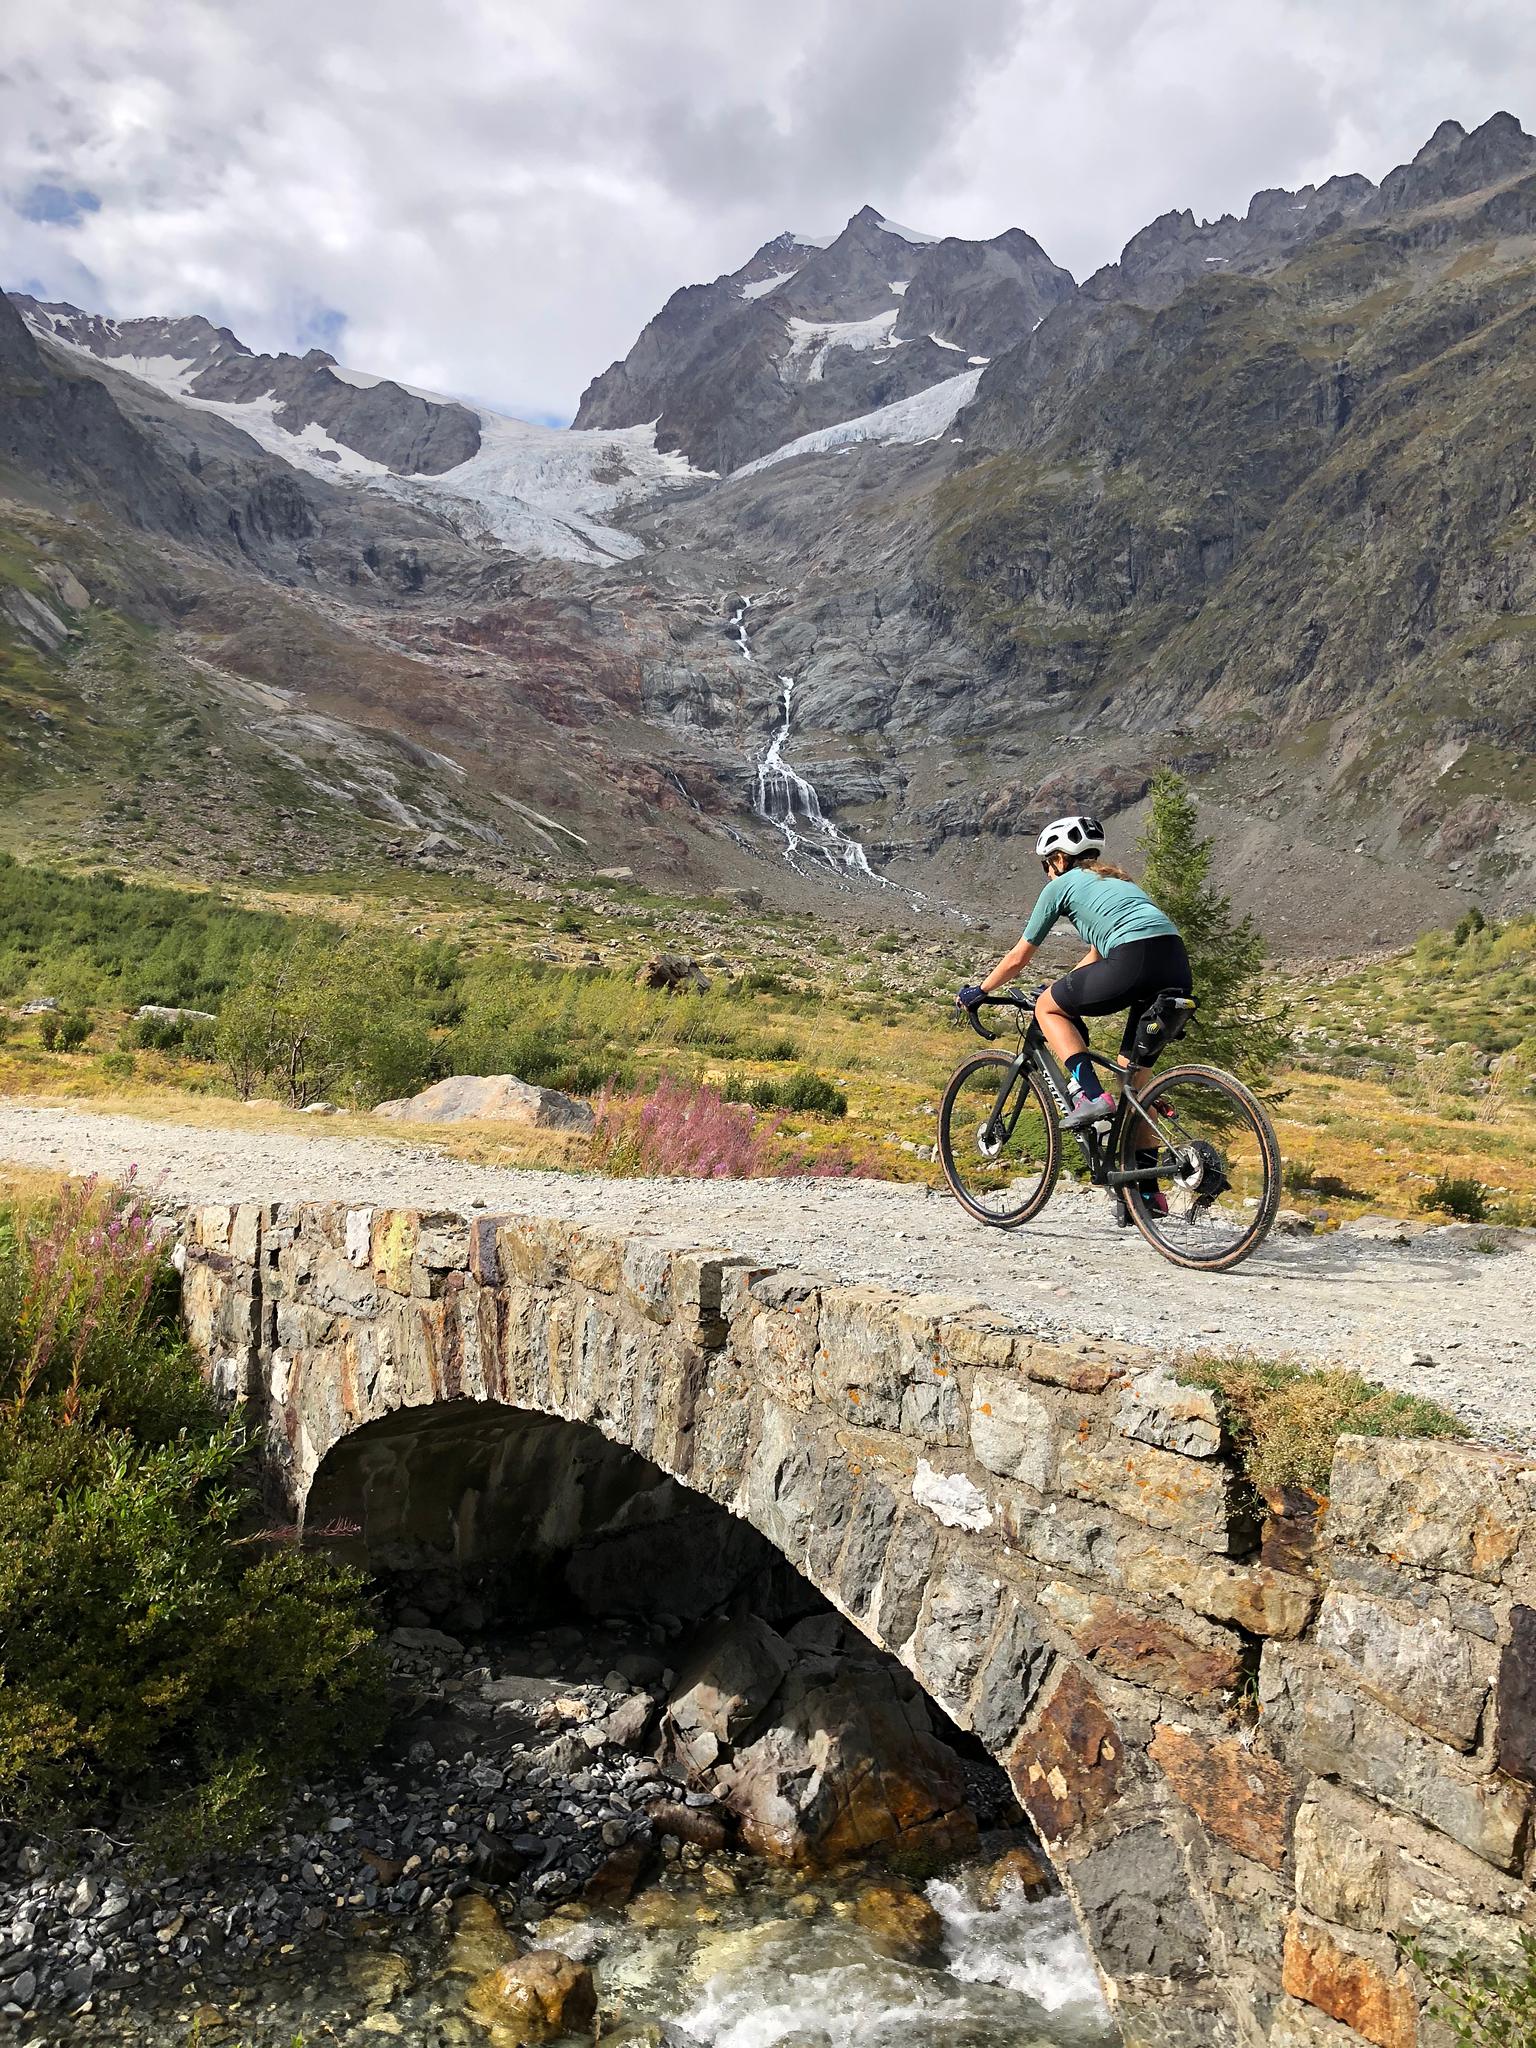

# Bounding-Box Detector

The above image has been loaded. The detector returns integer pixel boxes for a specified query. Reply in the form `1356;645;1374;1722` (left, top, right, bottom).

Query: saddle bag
1131;989;1197;1067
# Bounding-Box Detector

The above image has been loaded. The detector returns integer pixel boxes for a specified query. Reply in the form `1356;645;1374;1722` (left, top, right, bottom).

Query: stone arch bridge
180;1200;1536;2048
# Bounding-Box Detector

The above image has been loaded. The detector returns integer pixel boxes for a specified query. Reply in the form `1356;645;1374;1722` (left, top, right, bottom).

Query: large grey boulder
716;1660;978;1870
373;1074;594;1132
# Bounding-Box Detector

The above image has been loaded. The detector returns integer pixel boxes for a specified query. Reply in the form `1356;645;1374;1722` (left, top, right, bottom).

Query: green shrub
216;928;432;1108
1419;1174;1490;1222
721;1069;847;1117
1177;1355;1463;1495
0;1182;385;1846
1401;1930;1536;2046
57;1011;92;1052
127;1011;216;1057
775;1069;848;1117
97;1049;136;1081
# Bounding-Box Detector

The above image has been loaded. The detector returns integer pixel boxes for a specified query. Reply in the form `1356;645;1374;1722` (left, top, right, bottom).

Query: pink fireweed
589;1076;869;1180
1;1172;161;1415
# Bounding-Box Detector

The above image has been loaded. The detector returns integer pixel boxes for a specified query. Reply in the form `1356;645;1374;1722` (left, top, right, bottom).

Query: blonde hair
1061;852;1134;882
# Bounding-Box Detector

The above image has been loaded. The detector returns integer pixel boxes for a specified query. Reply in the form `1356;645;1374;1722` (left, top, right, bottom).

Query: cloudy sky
3;0;1532;422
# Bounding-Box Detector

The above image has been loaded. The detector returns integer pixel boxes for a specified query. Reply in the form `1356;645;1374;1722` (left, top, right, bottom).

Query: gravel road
2;1101;1533;1449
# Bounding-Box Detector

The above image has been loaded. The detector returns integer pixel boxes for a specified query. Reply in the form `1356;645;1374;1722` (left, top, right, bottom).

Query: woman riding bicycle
955;814;1193;1147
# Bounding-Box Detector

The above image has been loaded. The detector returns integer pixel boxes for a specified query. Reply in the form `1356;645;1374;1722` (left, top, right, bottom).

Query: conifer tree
1137;771;1285;1085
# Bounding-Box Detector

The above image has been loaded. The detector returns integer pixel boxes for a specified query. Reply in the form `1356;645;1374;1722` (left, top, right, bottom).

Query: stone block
1007;1665;1125;1845
499;1216;572;1288
1494;1603;1536;1786
1294;1782;1533;1968
839;1477;898;1620
743;1399;821;1567
814;1287;905;1431
1068;1822;1209;1984
1115;1370;1223;1458
310;1248;382;1318
1327;1435;1527;1584
1314;1587;1495;1751
1281;1914;1417;2048
1039;1582;1247;1705
569;1229;624;1295
371;1211;419;1295
191;1204;234;1251
1149;1725;1300;1870
229;1202;263;1267
1269;1995;1378;2046
748;1280;821;1411
938;1311;1021;1370
871;1508;938;1652
1259;1645;1529;1870
620;1239;672;1323
673;1250;754;1348
968;1593;1056;1751
1016;1340;1123;1394
1117;1536;1317;1639
895;1300;965;1444
1058;1436;1246;1554
970;1372;1056;1490
912;1556;1002;1720
807;1453;857;1583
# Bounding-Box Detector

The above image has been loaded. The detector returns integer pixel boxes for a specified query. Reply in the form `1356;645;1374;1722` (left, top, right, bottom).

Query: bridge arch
181;1199;1536;2048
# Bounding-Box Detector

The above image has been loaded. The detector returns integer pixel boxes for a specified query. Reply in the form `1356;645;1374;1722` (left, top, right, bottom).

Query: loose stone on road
0;1101;1531;1448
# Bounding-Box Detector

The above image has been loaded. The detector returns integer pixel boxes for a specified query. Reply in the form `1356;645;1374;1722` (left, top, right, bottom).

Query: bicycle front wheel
939;1052;1060;1228
1116;1062;1280;1271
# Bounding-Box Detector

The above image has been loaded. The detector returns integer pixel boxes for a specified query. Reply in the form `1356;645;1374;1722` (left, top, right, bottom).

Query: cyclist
955;813;1193;1156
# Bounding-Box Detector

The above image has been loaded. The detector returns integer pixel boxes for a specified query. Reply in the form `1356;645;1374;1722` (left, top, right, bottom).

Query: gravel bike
938;989;1280;1271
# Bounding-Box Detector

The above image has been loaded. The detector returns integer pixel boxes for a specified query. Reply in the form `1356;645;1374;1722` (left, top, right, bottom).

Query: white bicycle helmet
1035;814;1106;861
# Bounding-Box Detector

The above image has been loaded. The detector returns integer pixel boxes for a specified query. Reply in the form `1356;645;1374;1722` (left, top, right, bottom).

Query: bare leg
1035;988;1095;1080
1119;1056;1160;1145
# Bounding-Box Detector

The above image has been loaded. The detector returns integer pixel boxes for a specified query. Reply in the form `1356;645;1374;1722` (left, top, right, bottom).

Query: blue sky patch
19;182;102;228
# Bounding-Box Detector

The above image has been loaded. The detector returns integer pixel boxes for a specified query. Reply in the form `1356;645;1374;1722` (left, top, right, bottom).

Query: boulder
851;1882;947;1964
595;866;635;881
716;1662;978;1870
134;1003;216;1024
980;1842;1053;1904
372;1073;594;1132
666;1616;795;1772
463;1950;597;2046
635;952;710;995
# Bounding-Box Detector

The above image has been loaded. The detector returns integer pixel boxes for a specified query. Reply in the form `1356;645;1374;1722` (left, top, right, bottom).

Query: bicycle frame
979;1012;1167;1193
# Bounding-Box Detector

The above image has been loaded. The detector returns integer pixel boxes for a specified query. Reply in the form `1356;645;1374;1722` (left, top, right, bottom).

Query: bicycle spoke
1121;1067;1277;1268
940;1056;1057;1226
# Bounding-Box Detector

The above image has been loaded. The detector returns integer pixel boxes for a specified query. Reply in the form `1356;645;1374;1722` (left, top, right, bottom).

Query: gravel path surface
3;1101;1533;1450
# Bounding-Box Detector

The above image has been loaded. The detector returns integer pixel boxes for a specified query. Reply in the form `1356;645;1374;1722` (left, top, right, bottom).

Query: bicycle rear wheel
939;1052;1060;1228
1117;1062;1280;1271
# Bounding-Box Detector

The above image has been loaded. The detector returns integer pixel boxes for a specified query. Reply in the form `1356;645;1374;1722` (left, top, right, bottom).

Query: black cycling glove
956;984;986;1010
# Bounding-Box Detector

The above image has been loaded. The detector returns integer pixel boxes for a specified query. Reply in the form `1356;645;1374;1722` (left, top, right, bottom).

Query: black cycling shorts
1049;934;1193;1063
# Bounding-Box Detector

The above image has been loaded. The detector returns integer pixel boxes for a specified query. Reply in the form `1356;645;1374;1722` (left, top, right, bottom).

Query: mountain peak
1414;117;1468;162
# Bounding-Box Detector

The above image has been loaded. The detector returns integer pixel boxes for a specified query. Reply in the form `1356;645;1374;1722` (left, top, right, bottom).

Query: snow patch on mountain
784;308;901;382
874;214;939;245
734;366;984;477
740;269;798;301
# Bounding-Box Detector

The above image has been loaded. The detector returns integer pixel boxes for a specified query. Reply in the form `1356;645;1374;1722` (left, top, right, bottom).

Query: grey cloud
1;0;1533;420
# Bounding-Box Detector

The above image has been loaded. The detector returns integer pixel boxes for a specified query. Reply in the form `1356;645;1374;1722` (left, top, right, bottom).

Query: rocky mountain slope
3;113;1536;950
573;206;1075;473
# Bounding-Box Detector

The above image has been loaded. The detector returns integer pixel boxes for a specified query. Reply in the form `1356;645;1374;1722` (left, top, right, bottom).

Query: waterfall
754;676;880;879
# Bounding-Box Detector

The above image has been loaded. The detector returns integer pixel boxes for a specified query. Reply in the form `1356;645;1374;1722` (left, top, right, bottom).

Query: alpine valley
5;111;1536;953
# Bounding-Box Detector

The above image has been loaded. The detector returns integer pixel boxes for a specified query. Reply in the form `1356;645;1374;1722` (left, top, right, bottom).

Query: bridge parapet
181;1200;1536;2048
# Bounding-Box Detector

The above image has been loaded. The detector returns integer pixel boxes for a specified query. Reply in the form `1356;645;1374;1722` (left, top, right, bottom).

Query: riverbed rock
463;1949;597;2045
372;1073;595;1132
346;1947;414;2007
851;1881;947;1964
442;1892;521;1979
980;1843;1053;1903
635;953;709;994
666;1616;794;1770
717;1663;978;1870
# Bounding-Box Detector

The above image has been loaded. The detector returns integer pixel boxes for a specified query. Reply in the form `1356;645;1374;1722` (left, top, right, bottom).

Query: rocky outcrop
574;204;1074;471
15;299;481;475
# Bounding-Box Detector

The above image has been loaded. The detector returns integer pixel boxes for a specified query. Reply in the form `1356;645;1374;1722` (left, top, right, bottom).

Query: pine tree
1137;771;1286;1085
